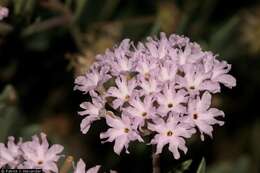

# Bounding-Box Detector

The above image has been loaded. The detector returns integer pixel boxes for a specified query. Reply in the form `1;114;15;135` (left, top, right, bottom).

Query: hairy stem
152;146;160;173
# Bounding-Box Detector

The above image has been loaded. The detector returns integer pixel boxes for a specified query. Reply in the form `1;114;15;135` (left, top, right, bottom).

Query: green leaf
209;16;240;56
181;159;193;171
74;0;88;22
24;0;35;15
98;0;120;20
13;0;25;15
171;159;192;173
197;158;206;173
0;85;21;142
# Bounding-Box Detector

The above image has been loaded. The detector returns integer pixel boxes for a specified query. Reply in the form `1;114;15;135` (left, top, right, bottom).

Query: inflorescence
74;33;236;159
0;133;100;173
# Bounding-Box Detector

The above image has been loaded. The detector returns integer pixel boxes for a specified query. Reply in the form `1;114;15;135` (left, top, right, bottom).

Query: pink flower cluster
0;133;63;172
0;133;100;173
75;33;236;159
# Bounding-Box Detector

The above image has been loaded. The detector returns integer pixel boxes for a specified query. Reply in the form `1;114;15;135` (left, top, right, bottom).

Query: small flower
211;60;236;89
123;96;155;128
0;137;23;168
74;67;110;94
137;76;160;96
0;6;8;20
177;64;220;94
154;61;178;83
107;75;137;109
134;57;157;79
148;114;195;159
169;34;189;47
146;33;170;60
21;133;63;172
100;115;143;155
79;95;105;134
177;43;204;66
184;92;225;141
110;39;133;75
74;159;100;173
156;84;188;115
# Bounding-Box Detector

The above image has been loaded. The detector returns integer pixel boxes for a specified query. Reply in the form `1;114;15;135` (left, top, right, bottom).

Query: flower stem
152;146;160;173
59;156;74;173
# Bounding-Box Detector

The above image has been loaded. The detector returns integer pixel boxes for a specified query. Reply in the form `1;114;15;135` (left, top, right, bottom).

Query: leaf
98;0;120;20
197;158;206;173
181;159;193;171
171;159;192;173
209;16;240;56
13;0;25;15
24;0;35;15
0;85;21;142
74;0;88;22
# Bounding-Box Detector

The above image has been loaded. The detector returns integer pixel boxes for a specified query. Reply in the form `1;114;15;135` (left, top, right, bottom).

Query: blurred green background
0;0;260;172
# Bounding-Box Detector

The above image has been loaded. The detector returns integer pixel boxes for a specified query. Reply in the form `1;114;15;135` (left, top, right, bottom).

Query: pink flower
148;114;195;159
110;39;133;75
177;64;220;94
211;60;236;89
137;76;160;96
107;75;137;109
20;133;63;172
134;57;157;79
74;159;100;173
156;84;188;115
0;137;23;168
100;115;143;155
177;43;204;66
74;67;110;94
146;33;170;60
79;95;105;134
123;96;156;128
169;34;190;47
154;61;178;83
184;92;225;141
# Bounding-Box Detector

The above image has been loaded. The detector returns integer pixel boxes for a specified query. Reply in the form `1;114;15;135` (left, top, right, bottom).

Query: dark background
0;0;260;172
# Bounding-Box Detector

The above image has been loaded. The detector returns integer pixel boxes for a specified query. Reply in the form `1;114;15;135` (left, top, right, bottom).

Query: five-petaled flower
100;115;143;155
184;92;225;141
148;114;196;159
20;133;64;172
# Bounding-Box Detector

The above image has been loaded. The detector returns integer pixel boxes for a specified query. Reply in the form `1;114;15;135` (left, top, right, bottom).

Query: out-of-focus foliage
0;85;19;141
0;0;260;172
